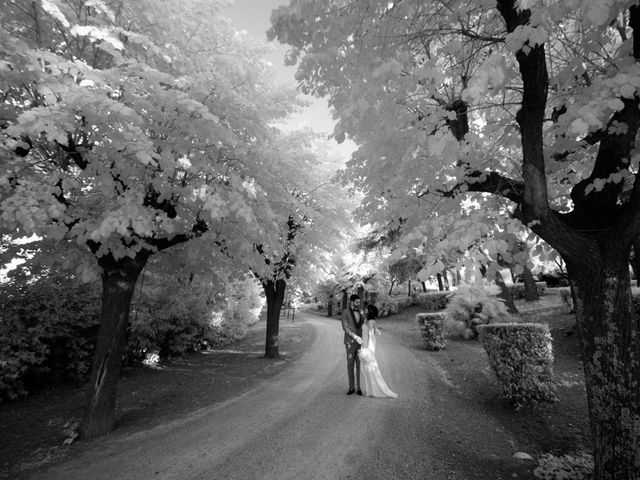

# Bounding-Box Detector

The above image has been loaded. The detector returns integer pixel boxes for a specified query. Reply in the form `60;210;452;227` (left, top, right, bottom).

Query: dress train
358;329;397;398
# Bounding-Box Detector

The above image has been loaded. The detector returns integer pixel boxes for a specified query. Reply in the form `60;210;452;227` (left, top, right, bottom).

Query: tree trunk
357;285;364;303
522;264;540;301
80;252;149;439
341;291;348;310
494;0;640;475
327;294;333;317
436;273;444;291
262;278;286;359
442;270;450;291
388;280;395;295
421;281;427;292
633;240;640;287
495;270;518;313
568;253;640;479
407;280;411;297
456;270;462;285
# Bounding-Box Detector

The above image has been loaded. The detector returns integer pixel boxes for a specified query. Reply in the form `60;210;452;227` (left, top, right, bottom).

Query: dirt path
25;311;536;480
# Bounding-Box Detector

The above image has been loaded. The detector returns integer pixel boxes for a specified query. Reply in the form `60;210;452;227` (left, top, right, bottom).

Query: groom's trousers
345;343;361;388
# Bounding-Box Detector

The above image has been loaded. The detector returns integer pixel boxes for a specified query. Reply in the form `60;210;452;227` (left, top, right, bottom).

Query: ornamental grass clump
477;323;558;406
443;283;511;339
416;312;447;351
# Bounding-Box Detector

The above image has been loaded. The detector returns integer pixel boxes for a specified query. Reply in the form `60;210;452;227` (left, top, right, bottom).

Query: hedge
412;291;451;311
477;323;558;406
416;313;447;351
557;287;640;314
507;281;547;300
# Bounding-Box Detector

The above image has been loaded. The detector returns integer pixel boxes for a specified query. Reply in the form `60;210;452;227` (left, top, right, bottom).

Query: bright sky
222;0;356;158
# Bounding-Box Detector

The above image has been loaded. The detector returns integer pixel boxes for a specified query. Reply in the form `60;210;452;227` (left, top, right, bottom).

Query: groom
341;294;364;395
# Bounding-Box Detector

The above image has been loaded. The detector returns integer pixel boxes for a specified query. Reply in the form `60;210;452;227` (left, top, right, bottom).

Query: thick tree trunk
436;273;444;291
495;270;518;313
327;294;333;317
80;252;149;439
568;253;640;479
632;240;640;287
262;278;286;359
522;265;539;301
442;270;450;291
495;1;640;476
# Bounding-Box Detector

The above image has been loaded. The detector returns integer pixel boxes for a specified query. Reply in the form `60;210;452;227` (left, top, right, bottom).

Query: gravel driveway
26;311;535;480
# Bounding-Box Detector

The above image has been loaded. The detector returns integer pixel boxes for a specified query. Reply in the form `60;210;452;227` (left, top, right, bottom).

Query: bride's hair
366;304;379;320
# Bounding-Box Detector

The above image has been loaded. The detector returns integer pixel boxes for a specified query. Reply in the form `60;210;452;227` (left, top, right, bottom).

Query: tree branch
146;217;208;252
438;170;524;204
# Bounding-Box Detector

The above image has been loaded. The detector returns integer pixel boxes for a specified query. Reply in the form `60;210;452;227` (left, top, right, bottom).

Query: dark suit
341;305;364;389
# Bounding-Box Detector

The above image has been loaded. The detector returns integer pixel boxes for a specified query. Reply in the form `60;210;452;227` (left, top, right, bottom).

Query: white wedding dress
358;324;397;398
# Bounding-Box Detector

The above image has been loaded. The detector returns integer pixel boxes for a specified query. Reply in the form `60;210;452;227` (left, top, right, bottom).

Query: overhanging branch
438;170;524;204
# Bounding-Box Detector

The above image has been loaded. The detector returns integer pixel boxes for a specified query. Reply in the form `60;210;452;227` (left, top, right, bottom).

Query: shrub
534;452;593;480
379;301;399;318
508;281;547;300
0;317;48;401
0;274;101;400
224;275;264;327
412;291;451;311
477;323;558;406
127;274;264;360
444;283;511;339
416;313;447;351
127;283;214;361
375;292;409;317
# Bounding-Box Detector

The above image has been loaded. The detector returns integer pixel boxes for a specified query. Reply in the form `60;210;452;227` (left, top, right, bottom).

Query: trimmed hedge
416;313;447;351
391;296;414;310
379;296;413;317
477;323;558;406
507;281;547;300
412;291;451;311
557;287;640;314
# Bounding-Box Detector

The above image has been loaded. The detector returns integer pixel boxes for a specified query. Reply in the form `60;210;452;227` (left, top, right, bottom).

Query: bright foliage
1;0;296;272
268;0;640;261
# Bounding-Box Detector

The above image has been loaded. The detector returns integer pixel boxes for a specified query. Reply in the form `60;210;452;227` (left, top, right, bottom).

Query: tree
1;0;295;438
270;1;640;476
249;132;351;357
387;252;425;296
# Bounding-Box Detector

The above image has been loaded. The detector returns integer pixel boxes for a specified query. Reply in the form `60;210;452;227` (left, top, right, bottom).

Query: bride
358;304;398;398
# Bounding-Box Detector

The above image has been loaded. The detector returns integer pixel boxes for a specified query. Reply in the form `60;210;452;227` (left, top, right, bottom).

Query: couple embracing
341;294;397;398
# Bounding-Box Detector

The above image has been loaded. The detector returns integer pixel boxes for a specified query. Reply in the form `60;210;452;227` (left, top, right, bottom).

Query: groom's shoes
347;387;355;395
356;389;363;396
